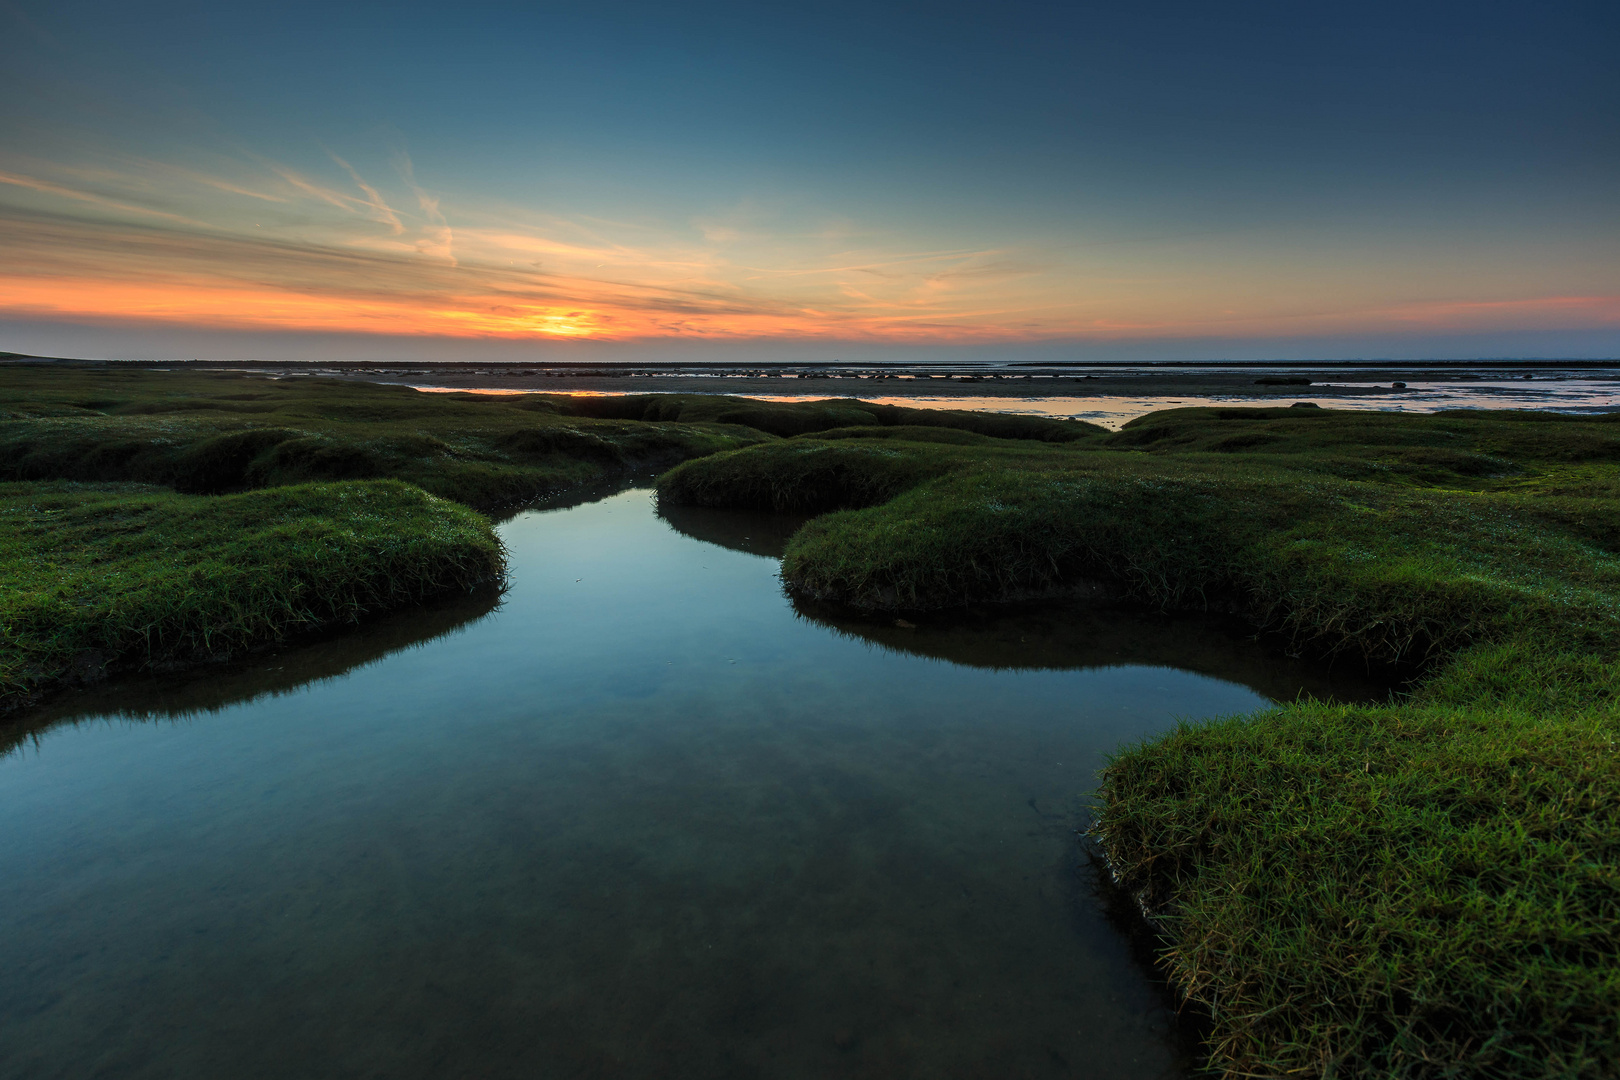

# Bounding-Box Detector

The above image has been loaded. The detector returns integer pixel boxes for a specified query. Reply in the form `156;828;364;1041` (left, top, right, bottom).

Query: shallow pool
0;488;1380;1079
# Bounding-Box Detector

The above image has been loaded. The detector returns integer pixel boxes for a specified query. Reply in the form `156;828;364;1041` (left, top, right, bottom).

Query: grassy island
0;364;1083;707
0;479;502;708
658;405;1620;1077
0;366;757;705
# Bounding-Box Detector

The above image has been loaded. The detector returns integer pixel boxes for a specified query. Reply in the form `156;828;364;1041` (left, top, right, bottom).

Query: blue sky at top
1;0;1616;359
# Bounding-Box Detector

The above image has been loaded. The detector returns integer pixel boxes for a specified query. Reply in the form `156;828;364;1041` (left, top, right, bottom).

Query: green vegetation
657;405;1620;1077
0;558;503;761
0;364;1092;706
8;365;1618;1072
1098;696;1617;1078
0;366;779;507
0;479;502;708
555;392;1103;442
0;366;1096;504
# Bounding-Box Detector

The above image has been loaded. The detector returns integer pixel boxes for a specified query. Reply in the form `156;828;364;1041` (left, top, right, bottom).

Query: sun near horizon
2;1;1617;362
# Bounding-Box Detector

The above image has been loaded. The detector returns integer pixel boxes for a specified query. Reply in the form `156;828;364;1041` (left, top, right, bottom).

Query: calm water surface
0;489;1377;1079
416;369;1620;428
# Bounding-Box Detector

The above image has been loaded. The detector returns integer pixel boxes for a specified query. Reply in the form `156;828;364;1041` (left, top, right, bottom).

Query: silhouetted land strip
658;404;1620;1076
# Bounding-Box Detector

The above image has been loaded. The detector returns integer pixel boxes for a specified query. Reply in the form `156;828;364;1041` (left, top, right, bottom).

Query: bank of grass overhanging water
657;405;1620;1077
0;479;504;709
4;365;1047;706
6;364;1619;1074
0;364;1092;508
0;365;780;507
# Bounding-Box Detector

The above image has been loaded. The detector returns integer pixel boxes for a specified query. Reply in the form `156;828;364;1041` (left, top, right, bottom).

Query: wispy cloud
326;151;404;234
4;138;1614;346
263;163;361;212
43;157;292;204
0;170;204;224
180;171;289;203
393;150;455;264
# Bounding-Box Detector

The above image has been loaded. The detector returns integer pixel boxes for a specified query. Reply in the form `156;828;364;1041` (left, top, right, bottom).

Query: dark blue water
0;488;1376;1079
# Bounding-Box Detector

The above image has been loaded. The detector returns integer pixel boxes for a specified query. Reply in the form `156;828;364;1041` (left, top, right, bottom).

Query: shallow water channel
0;488;1383;1079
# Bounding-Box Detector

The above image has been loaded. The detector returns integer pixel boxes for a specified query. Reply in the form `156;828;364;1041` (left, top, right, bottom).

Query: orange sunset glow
5;153;1619;353
3;0;1617;361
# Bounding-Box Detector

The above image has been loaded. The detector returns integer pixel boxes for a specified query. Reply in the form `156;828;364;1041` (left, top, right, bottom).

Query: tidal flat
2;362;1616;1077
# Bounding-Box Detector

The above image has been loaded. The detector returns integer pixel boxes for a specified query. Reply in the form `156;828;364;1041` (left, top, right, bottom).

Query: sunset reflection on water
415;376;1620;430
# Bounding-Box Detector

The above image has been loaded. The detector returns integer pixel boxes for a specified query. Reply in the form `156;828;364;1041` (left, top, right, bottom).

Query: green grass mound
801;424;1003;446
548;392;1104;441
0;367;1104;509
1095;698;1619;1078
1111;405;1620;494
658;438;975;513
656;405;1620;1076
782;470;1620;660
0;366;776;508
657;424;1114;514
0;479;503;709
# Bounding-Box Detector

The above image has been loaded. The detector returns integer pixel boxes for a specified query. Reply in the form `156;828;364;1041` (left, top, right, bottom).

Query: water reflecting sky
0;489;1379;1079
410;370;1620;430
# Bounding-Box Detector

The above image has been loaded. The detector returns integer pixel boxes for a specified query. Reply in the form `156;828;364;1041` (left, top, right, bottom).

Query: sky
1;0;1617;362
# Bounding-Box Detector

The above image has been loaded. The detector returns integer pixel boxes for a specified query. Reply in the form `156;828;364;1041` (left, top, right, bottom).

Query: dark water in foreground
0;489;1382;1079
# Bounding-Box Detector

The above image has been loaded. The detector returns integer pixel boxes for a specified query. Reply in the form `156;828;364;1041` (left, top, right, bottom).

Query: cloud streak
0;169;204;224
2;143;1617;348
393;150;455;264
327;150;404;234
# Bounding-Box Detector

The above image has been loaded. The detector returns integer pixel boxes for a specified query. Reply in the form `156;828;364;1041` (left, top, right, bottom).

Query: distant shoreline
7;353;1620;401
8;353;1617;428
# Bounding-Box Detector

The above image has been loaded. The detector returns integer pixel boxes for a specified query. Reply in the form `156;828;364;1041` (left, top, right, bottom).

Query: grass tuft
1094;702;1619;1078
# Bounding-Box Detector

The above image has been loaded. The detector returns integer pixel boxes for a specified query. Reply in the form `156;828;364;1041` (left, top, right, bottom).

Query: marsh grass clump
0;479;503;709
0;366;787;507
0;365;1103;704
1094;699;1619;1078
551;392;1104;441
780;469;1620;662
658;439;969;513
656;404;1620;1077
0;367;1098;511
